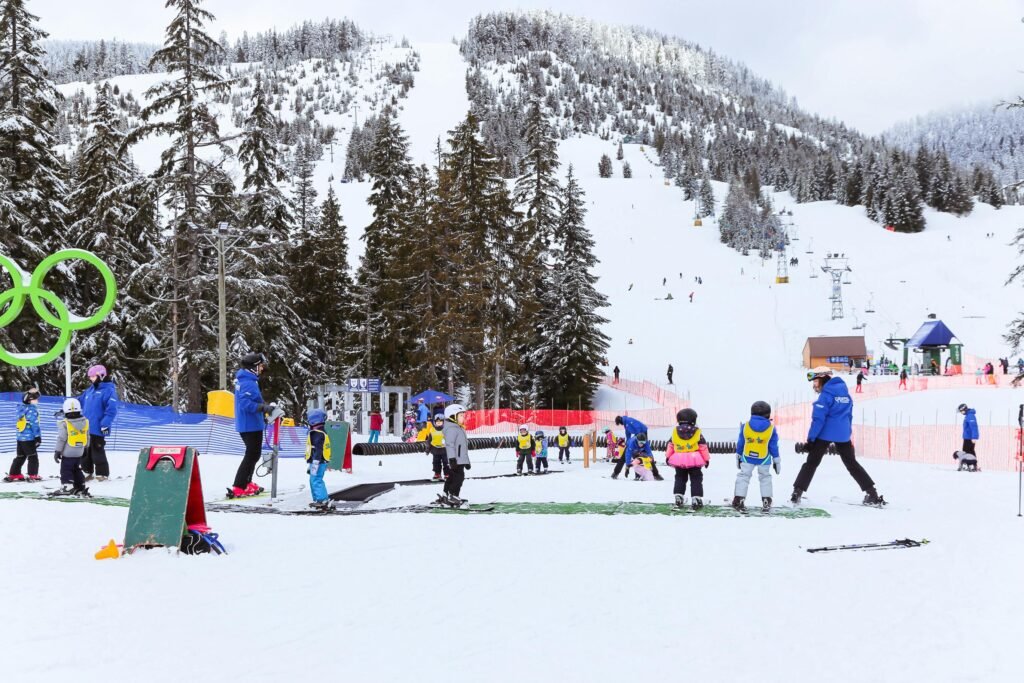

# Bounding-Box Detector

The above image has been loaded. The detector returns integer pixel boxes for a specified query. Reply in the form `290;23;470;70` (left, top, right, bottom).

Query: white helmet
807;366;834;381
518;423;529;433
443;403;466;420
63;398;82;413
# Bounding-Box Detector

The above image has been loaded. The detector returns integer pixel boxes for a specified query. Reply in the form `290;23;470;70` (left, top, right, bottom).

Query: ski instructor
790;367;885;506
230;352;275;499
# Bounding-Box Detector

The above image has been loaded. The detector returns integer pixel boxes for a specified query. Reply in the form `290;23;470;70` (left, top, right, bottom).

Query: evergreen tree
616;140;624;161
514;98;561;249
884;163;926;233
622;161;632;178
68;83;165;401
125;0;233;411
0;0;70;393
238;76;292;238
532;166;609;407
598;153;613;178
697;175;715;217
291;142;318;233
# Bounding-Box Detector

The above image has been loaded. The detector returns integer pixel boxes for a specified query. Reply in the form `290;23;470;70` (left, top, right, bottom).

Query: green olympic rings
0;249;117;367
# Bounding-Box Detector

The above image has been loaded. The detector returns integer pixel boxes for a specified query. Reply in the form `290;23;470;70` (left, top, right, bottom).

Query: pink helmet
87;364;108;380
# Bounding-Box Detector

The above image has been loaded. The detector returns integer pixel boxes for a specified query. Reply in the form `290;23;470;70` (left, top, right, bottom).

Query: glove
54;452;61;463
34;437;41;447
773;460;781;475
465;463;471;470
101;427;110;437
704;459;710;469
736;454;742;470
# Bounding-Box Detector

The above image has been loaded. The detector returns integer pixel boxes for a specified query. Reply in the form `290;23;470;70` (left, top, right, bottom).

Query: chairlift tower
775;239;789;284
821;253;852;320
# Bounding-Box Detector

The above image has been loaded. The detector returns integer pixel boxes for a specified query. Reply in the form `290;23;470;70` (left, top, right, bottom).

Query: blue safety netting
0;392;307;458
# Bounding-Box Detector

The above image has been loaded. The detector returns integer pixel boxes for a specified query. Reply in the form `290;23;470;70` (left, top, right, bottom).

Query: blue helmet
307;409;327;426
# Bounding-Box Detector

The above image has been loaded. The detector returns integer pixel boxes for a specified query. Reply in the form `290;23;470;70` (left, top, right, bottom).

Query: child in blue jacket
731;401;780;512
6;388;42;482
534;431;549;473
305;409;334;510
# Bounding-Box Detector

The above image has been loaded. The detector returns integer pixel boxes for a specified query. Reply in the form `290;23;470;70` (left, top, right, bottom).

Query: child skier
305;409;334;510
440;404;470;507
556;426;571;463
535;431;549;473
630;449;655;481
6;388;42;482
958;403;979;466
953;449;979;471
51;398;91;498
665;408;710;509
618;432;653;480
402;411;416;442
604;429;617;461
731;401;780;512
427;413;449;481
515;424;536;475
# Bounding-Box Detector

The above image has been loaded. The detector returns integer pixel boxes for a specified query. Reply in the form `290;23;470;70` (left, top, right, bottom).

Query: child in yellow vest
51;398;90;498
732;401;780;512
515;425;536;475
556;426;571;463
664;408;710;509
305;409;333;510
427;414;449;481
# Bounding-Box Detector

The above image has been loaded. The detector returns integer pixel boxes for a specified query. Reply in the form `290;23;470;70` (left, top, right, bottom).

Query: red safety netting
462;377;690;434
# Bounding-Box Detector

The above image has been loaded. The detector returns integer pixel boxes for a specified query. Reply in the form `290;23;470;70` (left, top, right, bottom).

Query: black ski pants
431;450;451;476
81;435;109;477
516;452;534;473
60;456;85;488
673;466;703;497
536;456;549;471
793;439;874;493
558;446;571;462
233;431;264;489
444;461;466;497
962;439;976;456
10;441;39;476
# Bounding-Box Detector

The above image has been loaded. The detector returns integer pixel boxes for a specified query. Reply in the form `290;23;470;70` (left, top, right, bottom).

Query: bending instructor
790;366;885;506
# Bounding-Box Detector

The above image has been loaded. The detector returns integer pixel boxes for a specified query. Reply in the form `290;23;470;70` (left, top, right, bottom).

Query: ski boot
730;496;745;511
48;485;75;497
26;475;42;482
96;476;108;482
447;495;467;508
653;474;664;481
431;474;443;482
673;494;687;509
309;500;335;511
790;488;804;504
863;488;886;507
3;474;25;483
691;496;704;511
611;474;619;480
761;497;772;513
515;470;522;476
72;486;92;498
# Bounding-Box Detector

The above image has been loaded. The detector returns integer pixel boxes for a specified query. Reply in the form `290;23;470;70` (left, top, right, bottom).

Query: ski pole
1018;404;1023;518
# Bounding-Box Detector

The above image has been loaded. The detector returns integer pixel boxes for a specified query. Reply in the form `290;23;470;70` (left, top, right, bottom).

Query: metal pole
64;339;72;397
217;231;227;390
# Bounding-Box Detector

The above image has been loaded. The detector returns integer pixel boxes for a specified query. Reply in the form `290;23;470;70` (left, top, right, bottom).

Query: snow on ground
2;447;1022;683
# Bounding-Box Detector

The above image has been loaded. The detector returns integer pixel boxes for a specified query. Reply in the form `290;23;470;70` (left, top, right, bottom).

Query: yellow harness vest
430;430;445;448
557;434;569;447
16;416;27;432
66;420;89;448
742;423;774;460
671;427;702;452
517;434;534;450
305;432;332;462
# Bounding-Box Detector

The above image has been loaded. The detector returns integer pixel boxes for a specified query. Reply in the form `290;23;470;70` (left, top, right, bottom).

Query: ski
806;538;929;554
829;496;896;510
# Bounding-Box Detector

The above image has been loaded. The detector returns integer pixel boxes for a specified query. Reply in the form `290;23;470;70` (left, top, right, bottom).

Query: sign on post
827;356;850;364
346;378;381;392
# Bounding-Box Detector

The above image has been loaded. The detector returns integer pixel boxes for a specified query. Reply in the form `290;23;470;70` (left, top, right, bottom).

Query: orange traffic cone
95;539;120;560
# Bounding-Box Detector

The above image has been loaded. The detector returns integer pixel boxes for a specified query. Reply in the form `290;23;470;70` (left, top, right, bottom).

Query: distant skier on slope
958;403;979;466
791;367;885;506
667;364;674;385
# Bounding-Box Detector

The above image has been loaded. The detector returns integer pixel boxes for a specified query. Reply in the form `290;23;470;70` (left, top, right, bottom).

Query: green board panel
430;502;830;518
325;421;351;471
123;447;196;550
0;491;129;507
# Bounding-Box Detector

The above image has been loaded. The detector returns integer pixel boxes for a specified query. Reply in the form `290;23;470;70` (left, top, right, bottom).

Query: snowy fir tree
622;161;632;178
67;83;165;401
238;76;292;239
697;175;715;217
291;141;318;234
0;0;70;393
514;98;561;250
125;0;233;411
598;154;613;178
532;165;609;408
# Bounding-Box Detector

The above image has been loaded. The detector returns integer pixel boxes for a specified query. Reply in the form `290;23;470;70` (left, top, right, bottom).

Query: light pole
202;222;244;390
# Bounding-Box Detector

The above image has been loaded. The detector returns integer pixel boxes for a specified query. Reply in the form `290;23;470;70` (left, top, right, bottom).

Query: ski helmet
22;388;40;404
443;404;466;420
518;424;529;434
307;409;327;426
62;398;82;414
432;413;445;423
636;432;648;444
807;366;833;382
676;408;697;424
87;364;107;380
241;352;268;370
558;426;567;434
535;430;545;439
751;401;772;418
603;427;611;434
957;403;968;413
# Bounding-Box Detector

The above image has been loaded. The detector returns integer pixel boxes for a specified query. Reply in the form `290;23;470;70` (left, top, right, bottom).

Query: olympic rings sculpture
0;249;117;367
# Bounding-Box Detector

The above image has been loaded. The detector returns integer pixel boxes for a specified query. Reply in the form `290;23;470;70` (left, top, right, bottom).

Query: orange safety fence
463;377;690;434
